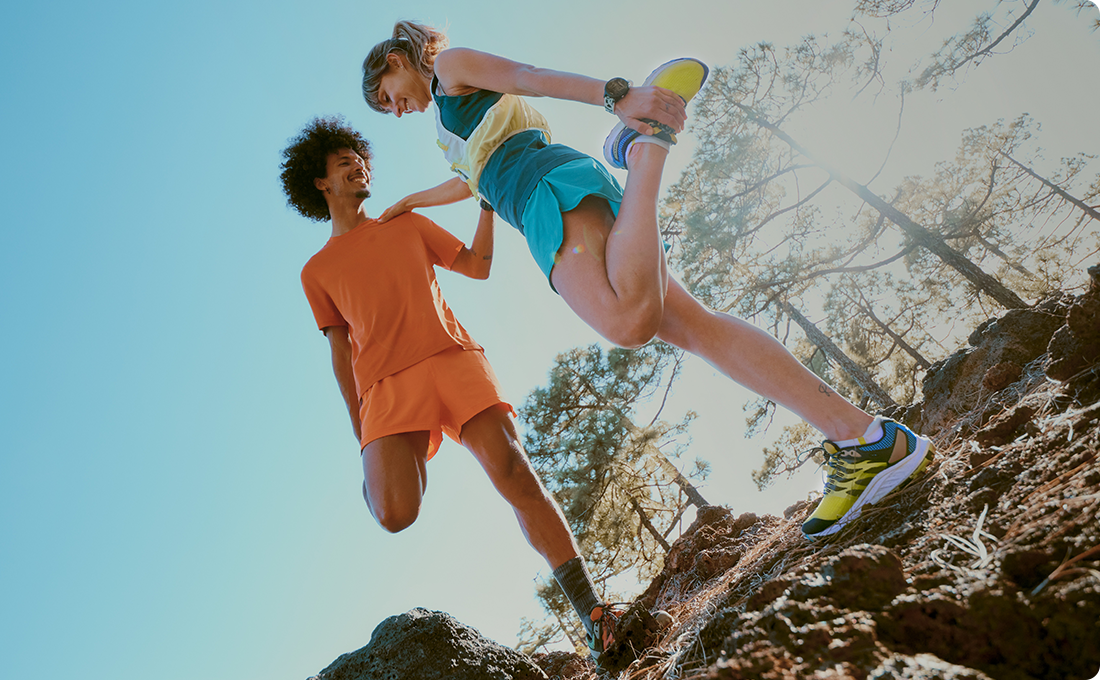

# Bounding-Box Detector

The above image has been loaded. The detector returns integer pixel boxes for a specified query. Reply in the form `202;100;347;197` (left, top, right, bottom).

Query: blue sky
2;1;1097;678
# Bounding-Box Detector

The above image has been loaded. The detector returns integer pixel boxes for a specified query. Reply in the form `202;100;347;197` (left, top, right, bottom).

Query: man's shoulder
388;210;441;228
300;243;329;275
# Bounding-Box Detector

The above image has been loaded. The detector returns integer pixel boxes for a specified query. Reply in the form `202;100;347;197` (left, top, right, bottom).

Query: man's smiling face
320;148;372;200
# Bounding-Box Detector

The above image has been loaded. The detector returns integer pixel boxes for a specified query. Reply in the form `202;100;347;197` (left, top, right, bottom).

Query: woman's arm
434;48;687;137
377;176;472;223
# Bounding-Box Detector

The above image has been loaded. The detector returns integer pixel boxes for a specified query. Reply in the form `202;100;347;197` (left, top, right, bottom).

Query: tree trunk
780;299;899;409
629;497;672;552
852;294;933;369
651;449;710;508
619;417;711;508
998;150;1100;223
738;106;1030;310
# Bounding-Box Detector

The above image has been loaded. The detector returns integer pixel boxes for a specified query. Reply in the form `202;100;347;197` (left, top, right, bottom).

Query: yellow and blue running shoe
801;418;934;540
603;57;709;170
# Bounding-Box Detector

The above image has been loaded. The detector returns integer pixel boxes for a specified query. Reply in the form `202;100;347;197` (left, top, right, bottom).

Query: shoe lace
798;444;850;493
795;444;827;467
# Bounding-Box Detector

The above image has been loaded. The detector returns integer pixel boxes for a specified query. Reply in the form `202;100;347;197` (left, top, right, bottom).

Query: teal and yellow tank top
431;76;588;233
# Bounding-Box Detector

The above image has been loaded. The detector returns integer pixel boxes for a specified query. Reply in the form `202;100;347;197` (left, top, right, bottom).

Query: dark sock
552;556;601;635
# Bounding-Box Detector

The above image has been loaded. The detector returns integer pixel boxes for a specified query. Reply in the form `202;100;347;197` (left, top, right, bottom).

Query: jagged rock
1046;264;1100;382
973;403;1037;446
782;498;812;520
981;361;1022;391
529;651;592;680
745;577;794;612
742;545;907;615
875;583;1100;680
595;602;664;675
787;544;908;611
309;608;548;680
917;295;1069;435
709;599;883;678
1045;324;1088;380
639;507;772;610
869;653;996;680
608;274;1100;680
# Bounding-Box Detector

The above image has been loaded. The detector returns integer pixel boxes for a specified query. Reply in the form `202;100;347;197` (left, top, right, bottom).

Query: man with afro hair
279;116;610;648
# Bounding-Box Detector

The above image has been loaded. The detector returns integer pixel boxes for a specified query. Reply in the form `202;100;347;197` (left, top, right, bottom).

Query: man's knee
374;503;420;533
363;482;420;533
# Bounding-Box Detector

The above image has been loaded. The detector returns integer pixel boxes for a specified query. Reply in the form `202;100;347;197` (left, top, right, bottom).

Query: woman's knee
604;303;663;348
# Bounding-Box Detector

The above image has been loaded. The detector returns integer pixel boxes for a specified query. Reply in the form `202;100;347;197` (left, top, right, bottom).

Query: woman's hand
378;196;413;223
377;177;472;223
615;85;687;137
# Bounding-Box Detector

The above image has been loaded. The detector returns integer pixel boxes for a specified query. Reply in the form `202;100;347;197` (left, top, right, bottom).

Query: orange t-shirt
300;212;482;397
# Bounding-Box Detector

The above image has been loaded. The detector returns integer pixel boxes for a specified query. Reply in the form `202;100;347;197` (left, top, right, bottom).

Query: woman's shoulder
433;47;490;97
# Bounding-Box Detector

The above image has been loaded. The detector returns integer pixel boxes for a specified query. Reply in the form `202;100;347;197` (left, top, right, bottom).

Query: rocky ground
309;266;1100;680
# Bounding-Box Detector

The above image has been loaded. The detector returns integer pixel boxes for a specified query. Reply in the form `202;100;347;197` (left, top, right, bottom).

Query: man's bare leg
459;405;579;568
361;431;432;533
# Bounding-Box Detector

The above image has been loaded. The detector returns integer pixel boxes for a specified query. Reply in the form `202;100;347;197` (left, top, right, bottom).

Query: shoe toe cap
801;517;836;537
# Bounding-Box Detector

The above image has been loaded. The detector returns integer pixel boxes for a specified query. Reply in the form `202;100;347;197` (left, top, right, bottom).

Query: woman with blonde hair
361;18;934;664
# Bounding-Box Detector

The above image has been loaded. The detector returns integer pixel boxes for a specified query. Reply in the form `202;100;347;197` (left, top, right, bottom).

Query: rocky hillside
309;265;1100;680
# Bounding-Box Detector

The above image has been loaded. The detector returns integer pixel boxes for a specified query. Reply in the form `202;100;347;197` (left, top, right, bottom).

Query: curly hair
362;20;448;114
280;116;374;222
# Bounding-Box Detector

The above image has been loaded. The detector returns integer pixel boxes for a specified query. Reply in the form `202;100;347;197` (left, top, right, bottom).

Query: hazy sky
2;1;1097;678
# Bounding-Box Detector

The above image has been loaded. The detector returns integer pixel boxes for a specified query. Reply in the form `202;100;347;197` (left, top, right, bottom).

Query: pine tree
851;0;1098;91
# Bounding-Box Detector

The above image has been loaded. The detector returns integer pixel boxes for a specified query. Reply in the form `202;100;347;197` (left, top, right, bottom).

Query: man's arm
378;177;473;223
323;325;362;445
450;204;495;280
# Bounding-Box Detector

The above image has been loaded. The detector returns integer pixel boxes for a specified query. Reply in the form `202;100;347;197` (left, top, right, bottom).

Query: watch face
606;77;629;99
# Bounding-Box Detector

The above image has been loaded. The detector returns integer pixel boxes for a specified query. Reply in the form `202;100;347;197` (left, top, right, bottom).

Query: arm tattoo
818;383;833;397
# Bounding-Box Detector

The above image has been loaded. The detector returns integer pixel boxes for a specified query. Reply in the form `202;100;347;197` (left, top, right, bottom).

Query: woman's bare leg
551;143;671;348
656;278;873;441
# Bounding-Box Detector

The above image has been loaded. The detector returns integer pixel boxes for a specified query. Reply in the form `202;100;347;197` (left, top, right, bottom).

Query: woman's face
375;53;431;118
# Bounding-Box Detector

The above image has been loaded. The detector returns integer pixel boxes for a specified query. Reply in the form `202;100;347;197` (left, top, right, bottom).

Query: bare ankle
626;138;669;169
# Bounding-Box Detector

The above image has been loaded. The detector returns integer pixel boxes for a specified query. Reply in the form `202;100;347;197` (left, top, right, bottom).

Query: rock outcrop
308;608;548;680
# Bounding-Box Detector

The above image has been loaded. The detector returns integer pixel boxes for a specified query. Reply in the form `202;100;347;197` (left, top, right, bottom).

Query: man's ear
314;176;329;193
386;52;404;70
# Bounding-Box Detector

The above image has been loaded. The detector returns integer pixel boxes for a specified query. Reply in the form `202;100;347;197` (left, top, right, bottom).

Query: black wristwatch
479;198;493;212
604;77;631;114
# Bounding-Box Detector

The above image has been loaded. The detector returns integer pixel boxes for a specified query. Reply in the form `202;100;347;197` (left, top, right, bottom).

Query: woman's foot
603;57;709;169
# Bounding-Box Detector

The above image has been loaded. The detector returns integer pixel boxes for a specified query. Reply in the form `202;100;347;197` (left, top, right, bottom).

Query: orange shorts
358;346;514;460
